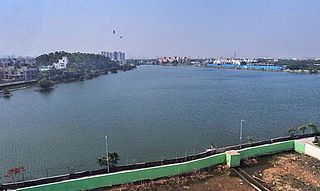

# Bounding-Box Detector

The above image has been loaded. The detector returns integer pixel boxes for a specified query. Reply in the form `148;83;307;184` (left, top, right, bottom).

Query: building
53;56;68;70
120;52;125;61
158;56;189;64
0;66;3;82
101;51;125;62
0;57;38;82
1;65;38;81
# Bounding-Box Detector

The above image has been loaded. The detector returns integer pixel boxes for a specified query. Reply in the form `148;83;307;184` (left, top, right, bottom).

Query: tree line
278;60;320;73
36;51;136;89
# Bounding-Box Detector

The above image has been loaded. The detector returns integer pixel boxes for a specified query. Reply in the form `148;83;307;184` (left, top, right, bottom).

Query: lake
0;65;319;181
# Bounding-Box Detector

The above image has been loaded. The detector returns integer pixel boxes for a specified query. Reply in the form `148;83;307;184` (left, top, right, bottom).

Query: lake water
1;65;320;181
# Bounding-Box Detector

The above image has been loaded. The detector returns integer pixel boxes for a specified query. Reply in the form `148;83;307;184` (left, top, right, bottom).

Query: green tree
209;142;216;149
287;127;296;137
298;125;307;135
247;136;254;144
3;88;11;98
307;123;318;134
38;78;54;90
97;152;120;168
313;137;319;146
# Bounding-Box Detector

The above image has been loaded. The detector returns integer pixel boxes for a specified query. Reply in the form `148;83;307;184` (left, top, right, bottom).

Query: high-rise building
120;52;125;61
101;51;126;62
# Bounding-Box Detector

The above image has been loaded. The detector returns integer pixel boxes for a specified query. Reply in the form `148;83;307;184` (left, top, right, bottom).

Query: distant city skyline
1;0;320;58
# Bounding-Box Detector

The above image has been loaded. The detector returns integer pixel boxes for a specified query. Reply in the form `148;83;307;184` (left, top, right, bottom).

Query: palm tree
97;152;120;168
247;136;254;144
307;123;318;134
308;123;319;144
298;125;307;135
210;143;216;149
287;127;296;137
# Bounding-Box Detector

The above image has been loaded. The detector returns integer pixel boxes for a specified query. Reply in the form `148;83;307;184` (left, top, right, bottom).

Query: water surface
0;65;319;181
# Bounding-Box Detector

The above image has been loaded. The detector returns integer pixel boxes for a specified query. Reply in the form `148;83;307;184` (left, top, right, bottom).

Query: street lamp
105;136;109;173
240;119;245;148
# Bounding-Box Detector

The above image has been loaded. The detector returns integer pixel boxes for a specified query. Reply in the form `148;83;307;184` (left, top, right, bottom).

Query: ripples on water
0;65;319;181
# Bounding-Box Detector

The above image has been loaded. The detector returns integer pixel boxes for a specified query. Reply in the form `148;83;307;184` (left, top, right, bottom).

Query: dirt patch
103;152;319;191
106;166;255;191
243;152;320;191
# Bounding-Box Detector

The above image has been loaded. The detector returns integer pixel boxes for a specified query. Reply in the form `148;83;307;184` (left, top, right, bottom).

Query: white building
101;51;125;62
158;56;189;64
53;56;68;70
213;58;241;65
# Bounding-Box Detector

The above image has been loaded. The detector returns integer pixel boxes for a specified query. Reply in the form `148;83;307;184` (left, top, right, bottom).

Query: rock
182;186;190;190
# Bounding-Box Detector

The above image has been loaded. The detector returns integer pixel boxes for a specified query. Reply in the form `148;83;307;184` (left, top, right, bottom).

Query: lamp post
240;119;245;148
105;136;109;173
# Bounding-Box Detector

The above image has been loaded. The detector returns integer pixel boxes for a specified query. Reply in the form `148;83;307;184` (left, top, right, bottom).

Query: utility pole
105;136;109;173
240;119;245;148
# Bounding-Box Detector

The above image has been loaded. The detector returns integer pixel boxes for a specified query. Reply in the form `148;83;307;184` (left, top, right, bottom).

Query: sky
0;0;320;58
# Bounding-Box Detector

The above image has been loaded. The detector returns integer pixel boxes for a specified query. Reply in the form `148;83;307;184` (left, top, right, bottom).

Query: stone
182;186;190;190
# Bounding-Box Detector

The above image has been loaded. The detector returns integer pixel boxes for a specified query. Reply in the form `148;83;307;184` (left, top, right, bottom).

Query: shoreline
1;134;318;190
158;64;319;74
0;67;137;94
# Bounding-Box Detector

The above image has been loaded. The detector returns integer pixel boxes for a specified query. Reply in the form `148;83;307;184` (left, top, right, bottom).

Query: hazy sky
1;0;320;58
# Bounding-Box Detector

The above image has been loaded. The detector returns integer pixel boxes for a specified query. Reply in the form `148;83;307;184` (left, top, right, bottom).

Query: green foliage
287;127;296;136
97;152;120;168
247;136;254;144
313;137;320;146
287;122;318;137
307;122;318;133
278;59;320;71
209;142;216;149
36;51;136;83
3;88;10;95
36;51;116;67
298;125;307;135
38;78;54;89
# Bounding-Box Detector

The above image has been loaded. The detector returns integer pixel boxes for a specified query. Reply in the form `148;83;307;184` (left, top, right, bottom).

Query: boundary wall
17;153;226;191
2;135;317;191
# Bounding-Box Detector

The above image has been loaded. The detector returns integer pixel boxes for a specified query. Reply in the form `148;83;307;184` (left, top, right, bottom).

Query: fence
1;133;319;191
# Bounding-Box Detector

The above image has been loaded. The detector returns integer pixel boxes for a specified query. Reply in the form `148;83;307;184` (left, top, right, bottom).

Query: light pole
240;119;245;148
105;136;109;173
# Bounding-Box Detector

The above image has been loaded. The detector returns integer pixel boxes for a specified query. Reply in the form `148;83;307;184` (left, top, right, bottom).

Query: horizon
1;52;320;60
1;0;320;58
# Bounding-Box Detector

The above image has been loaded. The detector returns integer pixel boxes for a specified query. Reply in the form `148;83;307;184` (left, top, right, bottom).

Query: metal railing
1;133;319;191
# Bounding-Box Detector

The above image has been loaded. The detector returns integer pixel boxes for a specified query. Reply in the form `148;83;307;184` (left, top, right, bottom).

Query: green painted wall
294;140;305;154
18;153;226;191
18;140;299;191
226;151;240;167
239;140;294;159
